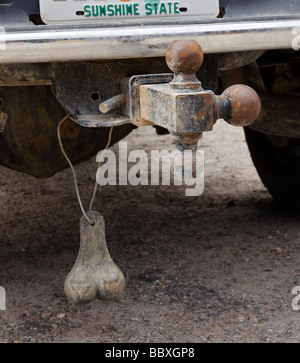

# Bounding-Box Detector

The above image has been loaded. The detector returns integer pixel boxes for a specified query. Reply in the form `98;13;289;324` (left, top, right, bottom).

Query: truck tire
244;127;300;209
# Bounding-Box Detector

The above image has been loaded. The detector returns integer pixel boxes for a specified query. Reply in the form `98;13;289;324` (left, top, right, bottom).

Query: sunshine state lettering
84;3;180;17
84;4;140;17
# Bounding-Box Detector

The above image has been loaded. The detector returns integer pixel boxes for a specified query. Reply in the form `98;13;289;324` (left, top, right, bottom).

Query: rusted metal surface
220;85;261;127
138;40;261;144
123;39;261;181
65;211;125;304
0;55;217;176
170;133;202;152
139;85;216;134
122;53;218;127
166;40;204;75
52;58;171;128
166;40;204;91
0;63;52;86
122;73;174;127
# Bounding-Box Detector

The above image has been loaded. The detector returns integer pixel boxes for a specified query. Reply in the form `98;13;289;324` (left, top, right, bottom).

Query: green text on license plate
39;0;220;24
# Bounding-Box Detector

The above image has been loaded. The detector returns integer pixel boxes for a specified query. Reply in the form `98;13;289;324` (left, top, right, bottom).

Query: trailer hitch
102;40;261;175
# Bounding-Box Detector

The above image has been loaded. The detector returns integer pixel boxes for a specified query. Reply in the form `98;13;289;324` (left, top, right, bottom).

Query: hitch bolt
99;94;126;114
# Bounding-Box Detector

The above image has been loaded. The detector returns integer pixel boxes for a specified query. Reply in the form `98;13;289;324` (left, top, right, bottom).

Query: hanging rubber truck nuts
65;211;125;304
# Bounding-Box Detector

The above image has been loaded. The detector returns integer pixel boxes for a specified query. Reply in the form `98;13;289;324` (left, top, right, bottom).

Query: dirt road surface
1;121;300;343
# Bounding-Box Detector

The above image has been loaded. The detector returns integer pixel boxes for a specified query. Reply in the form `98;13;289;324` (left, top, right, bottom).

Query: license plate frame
39;0;220;25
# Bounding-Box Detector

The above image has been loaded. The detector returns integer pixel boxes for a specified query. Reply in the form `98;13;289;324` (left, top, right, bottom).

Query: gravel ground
0;121;300;343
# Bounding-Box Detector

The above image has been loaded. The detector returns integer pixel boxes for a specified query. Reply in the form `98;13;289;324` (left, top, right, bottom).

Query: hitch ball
220;84;261;127
166;39;204;75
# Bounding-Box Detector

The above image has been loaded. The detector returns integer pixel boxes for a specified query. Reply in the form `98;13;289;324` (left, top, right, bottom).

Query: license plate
39;0;220;25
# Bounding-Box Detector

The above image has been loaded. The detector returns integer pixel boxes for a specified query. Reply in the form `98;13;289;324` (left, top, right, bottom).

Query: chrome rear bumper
0;19;300;64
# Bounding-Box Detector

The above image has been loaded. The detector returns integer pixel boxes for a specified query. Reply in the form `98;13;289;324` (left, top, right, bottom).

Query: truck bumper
0;19;300;64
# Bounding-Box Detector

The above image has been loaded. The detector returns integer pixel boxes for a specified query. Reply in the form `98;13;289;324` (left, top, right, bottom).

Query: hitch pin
99;94;127;114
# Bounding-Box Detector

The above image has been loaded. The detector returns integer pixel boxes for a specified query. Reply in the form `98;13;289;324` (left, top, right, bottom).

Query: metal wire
57;113;113;225
89;126;114;211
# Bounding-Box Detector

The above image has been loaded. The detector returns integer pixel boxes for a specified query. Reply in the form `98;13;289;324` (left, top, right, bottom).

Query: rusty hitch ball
221;85;261;127
166;40;204;74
